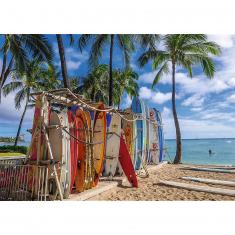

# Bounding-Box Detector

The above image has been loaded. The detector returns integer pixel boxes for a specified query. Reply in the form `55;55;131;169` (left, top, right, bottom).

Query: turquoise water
1;138;235;166
165;138;235;165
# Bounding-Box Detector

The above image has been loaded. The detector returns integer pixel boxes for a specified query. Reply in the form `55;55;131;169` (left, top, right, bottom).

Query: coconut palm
138;34;221;164
79;64;109;103
134;34;160;50
0;34;53;92
56;34;71;89
2;60;59;147
78;34;135;106
112;68;139;108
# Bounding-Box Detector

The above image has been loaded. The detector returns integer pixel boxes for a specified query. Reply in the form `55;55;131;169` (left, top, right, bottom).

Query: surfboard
149;108;159;164
58;111;71;198
104;113;121;176
140;100;147;165
131;97;144;170
31;96;42;161
144;103;151;163
67;109;76;192
84;111;93;189
40;95;50;161
119;133;138;187
48;111;63;198
74;109;87;193
122;109;135;163
93;103;107;186
154;108;164;162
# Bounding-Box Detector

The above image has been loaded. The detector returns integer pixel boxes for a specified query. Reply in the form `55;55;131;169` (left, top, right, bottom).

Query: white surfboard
48;112;63;198
105;113;121;176
149;108;159;164
60;111;71;198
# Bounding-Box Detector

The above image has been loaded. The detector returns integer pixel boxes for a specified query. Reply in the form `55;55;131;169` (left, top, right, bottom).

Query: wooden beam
182;167;235;174
158;180;235;197
181;177;235;187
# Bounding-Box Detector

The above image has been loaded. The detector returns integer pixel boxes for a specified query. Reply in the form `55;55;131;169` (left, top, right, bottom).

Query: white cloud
139;86;152;99
121;94;132;109
162;110;235;139
66;60;81;70
182;95;205;107
139;71;157;84
191;107;203;112
0;92;33;124
139;86;171;104
53;43;88;71
207;35;235;48
227;94;235;103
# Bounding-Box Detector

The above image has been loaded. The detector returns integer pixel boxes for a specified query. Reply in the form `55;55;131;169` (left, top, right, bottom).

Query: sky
1;34;235;140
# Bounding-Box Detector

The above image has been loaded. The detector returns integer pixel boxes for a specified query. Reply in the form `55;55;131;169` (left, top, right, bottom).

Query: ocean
1;138;235;166
165;138;235;165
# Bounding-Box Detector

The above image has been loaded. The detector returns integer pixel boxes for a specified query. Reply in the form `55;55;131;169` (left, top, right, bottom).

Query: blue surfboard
131;97;145;170
154;108;164;162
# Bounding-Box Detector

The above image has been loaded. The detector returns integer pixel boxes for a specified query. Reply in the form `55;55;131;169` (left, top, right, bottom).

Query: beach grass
0;152;25;157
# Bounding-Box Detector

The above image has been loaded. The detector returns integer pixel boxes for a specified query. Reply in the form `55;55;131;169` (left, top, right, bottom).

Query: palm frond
15;88;27;109
2;81;23;96
89;35;109;68
78;34;93;52
152;62;169;88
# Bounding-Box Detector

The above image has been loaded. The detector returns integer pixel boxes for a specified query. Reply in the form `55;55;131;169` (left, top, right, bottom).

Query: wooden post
43;125;63;201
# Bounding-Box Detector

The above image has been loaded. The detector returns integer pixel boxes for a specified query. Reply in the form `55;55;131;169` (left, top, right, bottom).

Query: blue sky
1;34;235;140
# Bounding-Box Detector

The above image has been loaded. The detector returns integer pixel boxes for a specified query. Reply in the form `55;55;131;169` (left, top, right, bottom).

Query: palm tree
138;34;221;164
2;60;59;147
78;34;135;106
0;34;53;93
56;34;70;89
112;68;139;108
79;64;109;103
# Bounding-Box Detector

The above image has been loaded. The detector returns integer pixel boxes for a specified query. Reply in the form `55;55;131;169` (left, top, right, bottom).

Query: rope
62;127;113;145
66;89;114;112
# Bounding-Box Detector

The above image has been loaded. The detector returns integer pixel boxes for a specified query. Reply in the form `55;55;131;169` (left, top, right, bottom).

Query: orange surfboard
93;103;106;186
74;109;87;193
84;111;93;189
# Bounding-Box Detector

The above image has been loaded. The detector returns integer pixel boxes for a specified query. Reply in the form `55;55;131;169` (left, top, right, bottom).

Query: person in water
209;149;215;155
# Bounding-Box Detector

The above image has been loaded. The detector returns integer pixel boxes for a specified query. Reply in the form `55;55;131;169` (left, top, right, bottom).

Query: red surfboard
119;134;138;188
68;110;76;192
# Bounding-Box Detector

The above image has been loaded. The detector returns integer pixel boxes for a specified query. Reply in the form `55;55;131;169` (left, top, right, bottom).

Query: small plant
0;145;27;154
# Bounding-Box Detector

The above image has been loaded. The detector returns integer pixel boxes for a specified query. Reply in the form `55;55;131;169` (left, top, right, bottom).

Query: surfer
209;149;215;156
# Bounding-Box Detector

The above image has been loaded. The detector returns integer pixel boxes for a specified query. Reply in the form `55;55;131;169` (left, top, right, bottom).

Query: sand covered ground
90;164;235;201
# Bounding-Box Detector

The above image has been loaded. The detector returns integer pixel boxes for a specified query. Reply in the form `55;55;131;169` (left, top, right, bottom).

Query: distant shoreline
165;138;235;141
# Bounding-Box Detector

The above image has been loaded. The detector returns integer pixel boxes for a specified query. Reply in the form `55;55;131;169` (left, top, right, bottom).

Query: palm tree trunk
14;91;29;147
172;62;182;164
56;34;70;89
108;34;114;106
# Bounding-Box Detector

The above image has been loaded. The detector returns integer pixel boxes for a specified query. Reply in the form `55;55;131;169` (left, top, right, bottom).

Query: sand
89;164;235;201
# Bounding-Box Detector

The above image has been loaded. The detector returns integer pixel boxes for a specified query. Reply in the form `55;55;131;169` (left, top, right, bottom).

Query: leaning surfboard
149;108;159;164
30;95;42;161
57;111;71;198
68;109;76;192
48;111;63;199
131;97;144;170
122;109;135;163
93;103;107;186
144;103;151;163
119;134;138;188
154;108;164;162
74;109;87;193
104;113;121;176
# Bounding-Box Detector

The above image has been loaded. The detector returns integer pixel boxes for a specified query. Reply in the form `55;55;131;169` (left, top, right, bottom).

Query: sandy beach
89;164;235;201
